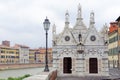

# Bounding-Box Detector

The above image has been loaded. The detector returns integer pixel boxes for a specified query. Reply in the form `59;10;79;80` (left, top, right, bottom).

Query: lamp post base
44;65;49;72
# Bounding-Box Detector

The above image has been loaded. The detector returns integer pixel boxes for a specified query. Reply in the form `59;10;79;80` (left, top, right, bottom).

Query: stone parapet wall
0;63;52;70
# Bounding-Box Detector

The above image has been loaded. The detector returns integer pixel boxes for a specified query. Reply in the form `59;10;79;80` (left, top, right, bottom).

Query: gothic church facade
52;4;109;77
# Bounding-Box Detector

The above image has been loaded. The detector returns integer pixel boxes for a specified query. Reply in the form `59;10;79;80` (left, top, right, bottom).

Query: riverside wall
0;63;52;70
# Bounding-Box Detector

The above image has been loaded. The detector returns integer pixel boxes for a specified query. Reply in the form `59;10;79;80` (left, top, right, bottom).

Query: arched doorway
89;58;98;73
63;57;72;73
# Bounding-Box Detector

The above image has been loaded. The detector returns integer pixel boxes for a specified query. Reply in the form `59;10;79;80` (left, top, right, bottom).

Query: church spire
65;10;69;28
52;24;57;46
77;3;82;20
89;11;95;27
52;24;56;35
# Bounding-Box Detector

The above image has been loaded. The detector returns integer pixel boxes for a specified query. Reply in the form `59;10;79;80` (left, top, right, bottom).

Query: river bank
0;74;31;80
0;67;52;79
0;63;52;70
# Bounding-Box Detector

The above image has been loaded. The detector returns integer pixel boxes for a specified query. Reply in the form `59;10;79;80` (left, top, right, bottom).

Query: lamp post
43;17;50;72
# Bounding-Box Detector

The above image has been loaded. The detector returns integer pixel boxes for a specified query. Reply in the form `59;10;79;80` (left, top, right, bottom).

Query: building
0;40;53;64
29;49;36;63
2;40;10;47
14;44;29;64
108;16;120;68
108;22;119;68
39;48;45;63
34;50;41;63
48;48;53;63
39;48;52;63
0;45;19;64
52;4;109;77
116;16;120;68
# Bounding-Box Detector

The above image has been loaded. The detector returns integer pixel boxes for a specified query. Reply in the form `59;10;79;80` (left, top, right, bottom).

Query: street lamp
43;17;50;72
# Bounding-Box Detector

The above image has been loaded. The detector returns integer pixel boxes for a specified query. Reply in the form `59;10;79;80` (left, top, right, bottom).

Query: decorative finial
77;3;82;19
64;10;69;28
89;11;95;27
52;24;56;34
90;11;95;23
104;23;108;32
65;10;69;23
104;23;107;27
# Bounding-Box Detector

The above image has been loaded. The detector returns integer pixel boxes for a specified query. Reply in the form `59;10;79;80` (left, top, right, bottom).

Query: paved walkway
109;68;120;79
57;68;120;80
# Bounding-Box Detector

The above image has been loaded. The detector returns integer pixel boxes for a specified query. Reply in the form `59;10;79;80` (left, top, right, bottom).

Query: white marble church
52;4;109;77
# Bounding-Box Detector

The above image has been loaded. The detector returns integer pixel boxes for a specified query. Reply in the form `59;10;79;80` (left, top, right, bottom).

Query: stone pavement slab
24;75;48;80
57;76;110;80
23;72;49;80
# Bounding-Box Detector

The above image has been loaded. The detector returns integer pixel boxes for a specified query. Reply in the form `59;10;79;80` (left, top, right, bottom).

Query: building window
109;47;119;55
109;35;118;43
16;56;19;58
16;52;19;54
1;51;5;53
1;56;5;58
119;23;120;27
119;47;120;53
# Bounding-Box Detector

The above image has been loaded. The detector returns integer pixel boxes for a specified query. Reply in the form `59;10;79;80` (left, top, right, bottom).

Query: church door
63;57;72;73
89;58;98;73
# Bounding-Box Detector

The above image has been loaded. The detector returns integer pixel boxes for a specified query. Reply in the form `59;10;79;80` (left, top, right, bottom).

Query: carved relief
99;59;101;72
86;59;89;72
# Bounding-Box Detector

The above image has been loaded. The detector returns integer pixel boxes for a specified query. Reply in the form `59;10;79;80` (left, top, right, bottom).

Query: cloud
0;0;120;48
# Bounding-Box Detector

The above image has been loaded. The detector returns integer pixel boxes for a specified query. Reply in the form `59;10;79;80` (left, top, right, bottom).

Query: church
52;4;109;77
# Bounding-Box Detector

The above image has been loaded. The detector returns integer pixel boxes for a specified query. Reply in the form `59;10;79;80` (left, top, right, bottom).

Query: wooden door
63;57;72;73
89;58;98;73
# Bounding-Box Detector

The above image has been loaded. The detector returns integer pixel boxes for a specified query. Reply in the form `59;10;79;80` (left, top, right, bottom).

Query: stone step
57;76;110;80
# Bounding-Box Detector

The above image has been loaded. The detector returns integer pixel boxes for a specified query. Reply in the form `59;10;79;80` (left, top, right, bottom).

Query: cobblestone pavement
57;68;120;80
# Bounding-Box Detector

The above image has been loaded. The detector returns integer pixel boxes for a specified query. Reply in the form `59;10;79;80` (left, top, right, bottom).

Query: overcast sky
0;0;120;48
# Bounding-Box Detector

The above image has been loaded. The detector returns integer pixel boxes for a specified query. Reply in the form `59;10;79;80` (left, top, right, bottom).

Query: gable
57;28;77;45
84;27;104;45
73;20;87;30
